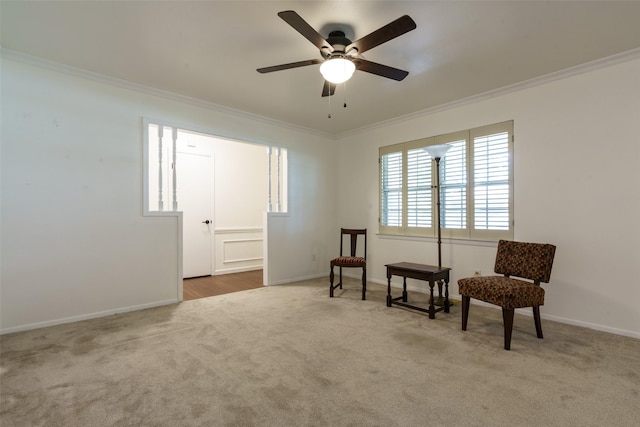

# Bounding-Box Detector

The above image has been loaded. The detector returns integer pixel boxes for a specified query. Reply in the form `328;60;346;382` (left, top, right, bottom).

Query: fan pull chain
328;88;332;118
343;80;347;108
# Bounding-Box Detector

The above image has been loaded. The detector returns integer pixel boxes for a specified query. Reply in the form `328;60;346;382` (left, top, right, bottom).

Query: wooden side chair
458;240;556;350
330;228;367;300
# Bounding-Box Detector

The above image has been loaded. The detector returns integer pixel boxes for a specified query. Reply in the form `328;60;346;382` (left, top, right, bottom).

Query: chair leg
339;267;343;289
502;308;515;350
533;306;544;339
361;267;366;300
329;263;335;297
461;296;470;331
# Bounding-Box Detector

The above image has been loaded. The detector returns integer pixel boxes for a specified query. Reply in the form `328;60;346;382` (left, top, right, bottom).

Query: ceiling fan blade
321;81;336;97
278;10;333;52
355;58;409;81
257;59;323;74
346;15;416;54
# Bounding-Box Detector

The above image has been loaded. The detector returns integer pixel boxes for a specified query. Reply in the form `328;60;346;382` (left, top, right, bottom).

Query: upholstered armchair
458;240;556;350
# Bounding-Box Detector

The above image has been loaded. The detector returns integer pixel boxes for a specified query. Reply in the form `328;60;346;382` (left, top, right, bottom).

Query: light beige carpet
1;279;639;426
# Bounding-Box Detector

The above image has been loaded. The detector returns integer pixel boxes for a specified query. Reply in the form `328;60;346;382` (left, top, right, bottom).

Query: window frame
379;121;514;241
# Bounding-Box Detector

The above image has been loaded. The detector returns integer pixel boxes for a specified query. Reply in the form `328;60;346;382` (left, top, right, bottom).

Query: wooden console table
385;262;451;319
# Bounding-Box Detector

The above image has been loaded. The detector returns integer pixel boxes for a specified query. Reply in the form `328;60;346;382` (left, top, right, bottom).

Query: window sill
376;233;498;248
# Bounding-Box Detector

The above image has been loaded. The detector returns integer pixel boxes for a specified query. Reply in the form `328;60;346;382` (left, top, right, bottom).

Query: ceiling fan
257;10;417;97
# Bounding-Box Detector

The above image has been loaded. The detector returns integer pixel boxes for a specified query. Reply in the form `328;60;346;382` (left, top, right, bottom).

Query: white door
177;151;214;278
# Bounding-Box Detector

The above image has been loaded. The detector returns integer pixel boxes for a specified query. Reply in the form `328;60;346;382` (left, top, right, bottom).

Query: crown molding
0;48;332;139
4;46;639;141
337;47;640;139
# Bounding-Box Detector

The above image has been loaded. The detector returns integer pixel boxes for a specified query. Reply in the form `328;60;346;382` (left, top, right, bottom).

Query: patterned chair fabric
458;240;556;350
330;228;367;300
494;240;555;283
458;276;545;309
332;256;366;267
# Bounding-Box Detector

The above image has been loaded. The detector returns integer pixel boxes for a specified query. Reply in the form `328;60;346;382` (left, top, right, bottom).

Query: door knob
202;220;211;224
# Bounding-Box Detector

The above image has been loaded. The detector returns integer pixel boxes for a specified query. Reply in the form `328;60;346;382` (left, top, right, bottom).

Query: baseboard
0;299;178;335
6;277;637;340
539;313;640;340
351;273;640;340
214;265;263;275
455;298;640;339
267;273;326;286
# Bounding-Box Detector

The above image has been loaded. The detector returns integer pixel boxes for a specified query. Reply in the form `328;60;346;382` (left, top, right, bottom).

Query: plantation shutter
474;132;509;229
471;122;513;238
439;138;467;231
407;147;432;228
380;150;403;228
378;121;513;240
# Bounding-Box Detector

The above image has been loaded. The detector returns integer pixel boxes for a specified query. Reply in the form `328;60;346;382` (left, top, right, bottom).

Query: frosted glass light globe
320;58;356;84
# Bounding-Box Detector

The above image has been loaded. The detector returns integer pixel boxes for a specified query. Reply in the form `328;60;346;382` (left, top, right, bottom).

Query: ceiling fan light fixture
320;57;356;84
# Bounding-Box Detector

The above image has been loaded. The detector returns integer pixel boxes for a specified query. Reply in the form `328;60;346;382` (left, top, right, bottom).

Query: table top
385;262;451;274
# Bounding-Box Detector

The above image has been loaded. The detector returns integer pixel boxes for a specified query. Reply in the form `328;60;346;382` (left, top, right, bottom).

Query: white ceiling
2;1;640;135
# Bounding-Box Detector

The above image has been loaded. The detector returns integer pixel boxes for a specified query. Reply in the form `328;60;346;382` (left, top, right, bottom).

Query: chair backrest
494;240;556;284
340;228;367;259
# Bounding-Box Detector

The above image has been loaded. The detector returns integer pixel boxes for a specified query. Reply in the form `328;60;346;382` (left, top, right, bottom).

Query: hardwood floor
183;270;263;301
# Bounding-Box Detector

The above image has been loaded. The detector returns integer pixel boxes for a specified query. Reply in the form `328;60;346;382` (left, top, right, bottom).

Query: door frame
143;118;274;302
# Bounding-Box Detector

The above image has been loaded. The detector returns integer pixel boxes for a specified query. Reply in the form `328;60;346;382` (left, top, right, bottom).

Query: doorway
145;121;288;299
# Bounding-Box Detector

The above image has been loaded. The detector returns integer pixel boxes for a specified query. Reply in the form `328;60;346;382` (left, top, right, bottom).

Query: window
144;120;288;215
379;121;513;240
380;151;403;228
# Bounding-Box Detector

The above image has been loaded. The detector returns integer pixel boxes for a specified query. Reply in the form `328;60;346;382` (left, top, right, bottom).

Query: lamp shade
424;144;452;160
320;58;356;84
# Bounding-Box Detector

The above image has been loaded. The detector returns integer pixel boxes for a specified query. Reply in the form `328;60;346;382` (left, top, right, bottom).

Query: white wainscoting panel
214;228;263;274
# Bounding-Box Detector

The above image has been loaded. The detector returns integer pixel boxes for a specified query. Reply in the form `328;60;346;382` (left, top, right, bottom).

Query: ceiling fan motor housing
322;30;357;58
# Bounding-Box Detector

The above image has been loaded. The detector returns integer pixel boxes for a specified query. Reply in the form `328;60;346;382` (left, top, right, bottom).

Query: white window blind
473;131;510;230
380;151;403;227
407;148;432;228
440;140;467;230
378;120;513;240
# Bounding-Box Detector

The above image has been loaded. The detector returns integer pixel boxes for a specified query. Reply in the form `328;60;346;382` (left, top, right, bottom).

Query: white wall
337;55;640;338
264;124;341;285
3;51;638;338
0;55;337;333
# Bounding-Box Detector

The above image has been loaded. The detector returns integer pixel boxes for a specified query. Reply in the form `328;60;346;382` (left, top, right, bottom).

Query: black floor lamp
425;144;452;305
425;144;451;267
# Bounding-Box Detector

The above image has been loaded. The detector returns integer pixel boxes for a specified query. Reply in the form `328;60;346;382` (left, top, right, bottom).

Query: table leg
428;281;436;319
444;278;450;313
402;277;408;302
433;280;446;306
386;271;392;307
